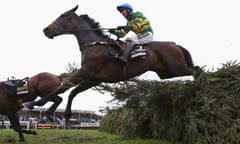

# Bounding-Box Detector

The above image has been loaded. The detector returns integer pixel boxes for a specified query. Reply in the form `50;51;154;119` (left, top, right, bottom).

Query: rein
81;41;110;50
67;27;118;49
68;28;115;32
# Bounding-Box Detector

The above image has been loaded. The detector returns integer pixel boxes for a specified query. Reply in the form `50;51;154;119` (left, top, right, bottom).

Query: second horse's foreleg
46;96;63;121
24;84;68;109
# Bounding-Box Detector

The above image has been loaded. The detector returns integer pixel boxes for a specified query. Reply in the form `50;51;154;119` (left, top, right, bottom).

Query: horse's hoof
47;116;53;122
23;102;34;110
6;137;17;142
193;66;201;71
32;131;37;135
19;139;25;142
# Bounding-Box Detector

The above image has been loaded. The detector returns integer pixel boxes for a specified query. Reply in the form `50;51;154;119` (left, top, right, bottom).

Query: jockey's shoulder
132;11;144;17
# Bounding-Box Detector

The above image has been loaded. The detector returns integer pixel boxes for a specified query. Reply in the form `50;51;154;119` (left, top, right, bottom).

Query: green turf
0;129;171;144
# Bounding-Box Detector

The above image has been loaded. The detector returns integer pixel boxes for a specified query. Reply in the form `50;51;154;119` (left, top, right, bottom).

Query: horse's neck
75;31;103;51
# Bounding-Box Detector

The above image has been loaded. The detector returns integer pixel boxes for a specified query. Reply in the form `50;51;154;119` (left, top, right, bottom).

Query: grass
0;129;171;144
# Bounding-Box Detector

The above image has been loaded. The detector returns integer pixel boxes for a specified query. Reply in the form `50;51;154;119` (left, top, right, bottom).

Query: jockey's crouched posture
109;3;154;63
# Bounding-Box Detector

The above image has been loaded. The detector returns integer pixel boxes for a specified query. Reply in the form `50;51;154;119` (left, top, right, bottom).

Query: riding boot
119;41;135;63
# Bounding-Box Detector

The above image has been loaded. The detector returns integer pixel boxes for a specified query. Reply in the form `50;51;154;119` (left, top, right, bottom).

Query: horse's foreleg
64;90;77;128
64;81;99;128
24;84;68;109
46;96;62;122
21;129;37;135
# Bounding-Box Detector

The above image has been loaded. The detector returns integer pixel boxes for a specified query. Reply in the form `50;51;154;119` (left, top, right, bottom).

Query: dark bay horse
25;5;198;125
0;72;62;141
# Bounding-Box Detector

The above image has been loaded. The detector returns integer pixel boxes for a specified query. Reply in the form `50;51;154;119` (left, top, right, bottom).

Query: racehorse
25;5;199;126
0;72;62;141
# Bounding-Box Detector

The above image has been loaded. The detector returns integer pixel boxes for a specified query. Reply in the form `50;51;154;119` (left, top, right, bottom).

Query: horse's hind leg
155;65;193;79
178;45;199;71
7;112;25;141
7;112;37;142
21;129;37;135
46;95;62;121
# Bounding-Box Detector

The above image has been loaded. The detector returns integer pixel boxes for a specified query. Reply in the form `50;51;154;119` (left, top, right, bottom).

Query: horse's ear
70;5;78;12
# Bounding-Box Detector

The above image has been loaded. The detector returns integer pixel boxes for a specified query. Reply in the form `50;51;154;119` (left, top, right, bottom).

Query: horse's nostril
42;27;54;39
43;27;48;33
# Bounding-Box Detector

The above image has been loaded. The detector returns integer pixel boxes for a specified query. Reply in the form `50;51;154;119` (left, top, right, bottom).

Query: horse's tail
178;45;199;70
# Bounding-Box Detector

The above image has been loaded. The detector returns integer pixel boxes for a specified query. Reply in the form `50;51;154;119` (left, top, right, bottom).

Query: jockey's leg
119;40;135;63
137;32;153;44
119;31;138;63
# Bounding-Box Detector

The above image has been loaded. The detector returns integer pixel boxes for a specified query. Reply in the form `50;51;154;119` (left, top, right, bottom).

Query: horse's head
43;5;111;50
43;5;80;39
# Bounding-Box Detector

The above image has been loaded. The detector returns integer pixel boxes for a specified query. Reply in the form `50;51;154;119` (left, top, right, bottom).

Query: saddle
0;77;29;97
108;40;149;63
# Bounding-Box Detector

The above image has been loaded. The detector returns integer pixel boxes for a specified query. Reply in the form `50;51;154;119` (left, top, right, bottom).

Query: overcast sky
0;0;239;112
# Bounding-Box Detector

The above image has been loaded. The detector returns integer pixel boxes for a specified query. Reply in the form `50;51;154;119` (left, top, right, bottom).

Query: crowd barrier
0;120;99;130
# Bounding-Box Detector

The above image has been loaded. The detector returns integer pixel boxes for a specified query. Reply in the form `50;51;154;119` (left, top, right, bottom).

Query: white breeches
120;31;153;45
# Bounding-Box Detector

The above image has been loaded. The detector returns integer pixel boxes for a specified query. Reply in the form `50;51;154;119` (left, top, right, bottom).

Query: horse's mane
80;15;105;37
80;14;114;42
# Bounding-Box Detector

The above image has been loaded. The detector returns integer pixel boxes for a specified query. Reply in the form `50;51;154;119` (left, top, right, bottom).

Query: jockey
110;3;154;62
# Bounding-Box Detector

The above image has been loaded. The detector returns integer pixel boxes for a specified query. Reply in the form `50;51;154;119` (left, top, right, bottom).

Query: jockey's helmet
117;3;133;12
